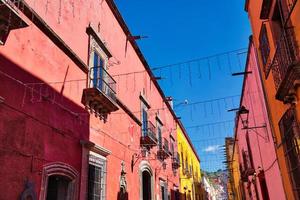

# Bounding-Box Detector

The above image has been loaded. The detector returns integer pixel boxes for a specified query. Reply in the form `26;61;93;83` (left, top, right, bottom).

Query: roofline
105;1;177;116
105;0;200;159
177;120;201;163
231;35;253;162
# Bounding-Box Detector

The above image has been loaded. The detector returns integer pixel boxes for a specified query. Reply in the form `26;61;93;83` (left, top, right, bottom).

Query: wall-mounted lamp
238;106;249;129
131;148;148;172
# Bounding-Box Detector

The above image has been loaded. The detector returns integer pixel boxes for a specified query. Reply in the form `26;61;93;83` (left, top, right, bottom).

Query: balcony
0;0;28;45
172;152;180;169
270;28;300;101
81;67;118;121
242;150;255;177
157;137;170;160
140;121;158;148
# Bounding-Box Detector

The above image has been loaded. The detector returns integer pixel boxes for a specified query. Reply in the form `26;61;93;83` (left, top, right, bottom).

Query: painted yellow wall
231;143;243;200
177;124;201;200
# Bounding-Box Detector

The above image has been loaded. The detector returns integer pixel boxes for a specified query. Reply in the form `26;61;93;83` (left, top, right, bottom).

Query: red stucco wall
236;40;286;200
0;0;180;199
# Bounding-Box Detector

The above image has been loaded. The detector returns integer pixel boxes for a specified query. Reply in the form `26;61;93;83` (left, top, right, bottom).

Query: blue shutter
93;52;99;88
142;109;148;136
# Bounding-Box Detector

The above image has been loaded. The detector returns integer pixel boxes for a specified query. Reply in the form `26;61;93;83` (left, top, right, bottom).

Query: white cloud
203;145;221;153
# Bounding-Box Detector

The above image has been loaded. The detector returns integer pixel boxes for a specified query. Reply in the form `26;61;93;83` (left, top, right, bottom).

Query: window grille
279;108;300;199
259;24;270;70
88;154;107;200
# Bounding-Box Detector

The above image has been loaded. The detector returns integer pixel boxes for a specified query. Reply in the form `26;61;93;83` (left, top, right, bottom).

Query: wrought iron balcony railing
140;121;158;147
89;67;117;101
242;150;255;177
269;28;300;100
157;137;170;160
172;152;180;169
162;137;170;152
81;66;118;121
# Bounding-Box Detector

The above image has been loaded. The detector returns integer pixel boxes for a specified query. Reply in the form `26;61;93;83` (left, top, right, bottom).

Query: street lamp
238;106;249;129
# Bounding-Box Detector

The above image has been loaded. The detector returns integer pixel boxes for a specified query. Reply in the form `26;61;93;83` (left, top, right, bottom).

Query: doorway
142;171;152;200
46;175;71;200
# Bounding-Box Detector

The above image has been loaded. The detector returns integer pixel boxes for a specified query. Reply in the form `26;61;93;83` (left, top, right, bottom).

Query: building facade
245;0;300;199
231;138;244;200
233;37;285;200
177;123;202;200
0;0;202;199
225;137;235;200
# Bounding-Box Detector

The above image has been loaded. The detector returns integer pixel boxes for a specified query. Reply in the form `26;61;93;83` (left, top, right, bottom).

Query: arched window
39;162;79;200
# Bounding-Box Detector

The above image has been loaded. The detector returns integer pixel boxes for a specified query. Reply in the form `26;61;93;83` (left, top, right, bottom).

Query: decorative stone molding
20;181;37;200
139;161;154;200
80;139;111;157
39;162;79;200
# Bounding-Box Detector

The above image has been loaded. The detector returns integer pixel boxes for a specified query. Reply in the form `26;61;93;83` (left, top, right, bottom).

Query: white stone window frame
89;36;110;90
140;93;151;137
88;151;107;200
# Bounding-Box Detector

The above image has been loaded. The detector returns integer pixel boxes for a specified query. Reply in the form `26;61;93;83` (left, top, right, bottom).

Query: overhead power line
151;48;247;71
186;120;234;129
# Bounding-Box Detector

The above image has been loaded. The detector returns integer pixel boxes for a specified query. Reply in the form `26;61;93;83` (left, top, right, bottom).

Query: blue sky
115;0;251;171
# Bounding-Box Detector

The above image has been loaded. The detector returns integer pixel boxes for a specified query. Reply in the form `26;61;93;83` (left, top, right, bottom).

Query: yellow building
231;140;244;200
177;122;202;200
225;133;245;200
225;137;235;200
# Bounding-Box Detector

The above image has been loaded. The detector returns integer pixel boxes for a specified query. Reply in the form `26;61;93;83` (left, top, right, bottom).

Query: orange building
245;0;300;199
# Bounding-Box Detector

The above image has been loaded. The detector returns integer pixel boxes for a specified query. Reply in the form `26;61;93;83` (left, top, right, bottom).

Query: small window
142;107;148;137
91;52;105;89
157;121;163;148
259;24;270;68
88;154;107;200
140;95;150;137
181;151;185;174
170;139;175;156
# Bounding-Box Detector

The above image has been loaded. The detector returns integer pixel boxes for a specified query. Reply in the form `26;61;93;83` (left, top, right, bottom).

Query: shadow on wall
0;53;90;200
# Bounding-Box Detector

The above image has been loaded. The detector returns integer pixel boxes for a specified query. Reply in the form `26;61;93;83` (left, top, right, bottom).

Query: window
157;121;163;149
181;151;185;174
88;153;107;200
259;24;270;68
140;95;150;137
142;107;148;137
279;108;300;199
88;27;116;102
170;135;175;156
91;52;105;89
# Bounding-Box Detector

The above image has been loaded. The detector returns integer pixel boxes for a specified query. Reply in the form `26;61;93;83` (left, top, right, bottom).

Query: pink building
235;37;286;200
0;0;182;199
